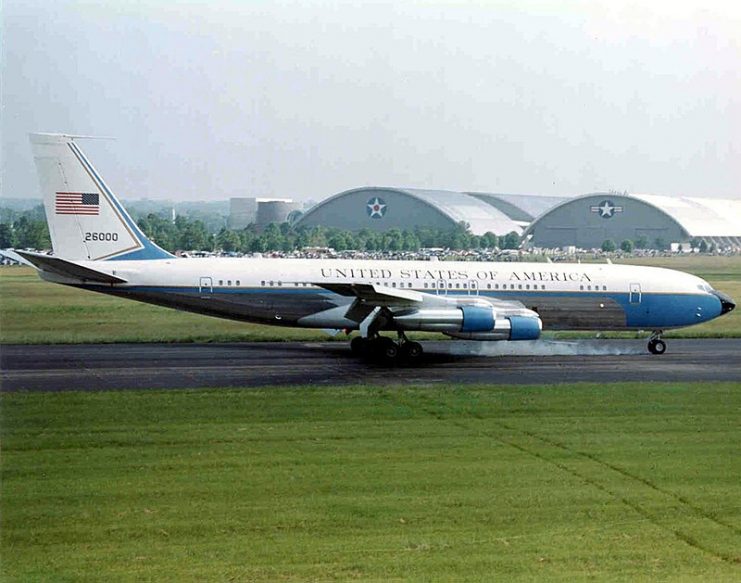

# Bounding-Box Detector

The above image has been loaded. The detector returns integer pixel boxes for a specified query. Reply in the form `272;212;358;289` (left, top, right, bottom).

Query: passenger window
487;283;491;289
463;283;467;289
261;281;265;286
236;280;240;286
392;282;396;287
525;284;530;290
219;280;223;286
580;285;584;291
227;280;232;286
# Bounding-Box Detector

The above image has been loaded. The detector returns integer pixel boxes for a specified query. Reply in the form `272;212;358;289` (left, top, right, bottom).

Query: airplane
14;133;735;362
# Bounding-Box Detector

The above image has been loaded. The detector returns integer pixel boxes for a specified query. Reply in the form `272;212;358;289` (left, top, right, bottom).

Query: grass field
1;257;739;344
2;383;740;581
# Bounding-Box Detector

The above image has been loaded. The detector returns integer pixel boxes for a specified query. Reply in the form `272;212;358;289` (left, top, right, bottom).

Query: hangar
524;192;741;249
295;187;562;236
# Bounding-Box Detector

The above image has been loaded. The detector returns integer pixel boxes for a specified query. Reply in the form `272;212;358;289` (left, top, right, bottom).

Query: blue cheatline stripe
68;142;174;261
82;284;721;328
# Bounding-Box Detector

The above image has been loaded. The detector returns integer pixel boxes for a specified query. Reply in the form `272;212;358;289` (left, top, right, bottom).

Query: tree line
138;213;522;254
0;207;522;253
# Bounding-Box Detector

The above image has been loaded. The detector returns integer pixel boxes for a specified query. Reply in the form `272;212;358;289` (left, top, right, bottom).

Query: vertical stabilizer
29;133;174;261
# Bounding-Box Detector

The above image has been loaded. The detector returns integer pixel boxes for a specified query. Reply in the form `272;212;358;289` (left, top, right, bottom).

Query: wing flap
315;282;423;305
15;250;127;284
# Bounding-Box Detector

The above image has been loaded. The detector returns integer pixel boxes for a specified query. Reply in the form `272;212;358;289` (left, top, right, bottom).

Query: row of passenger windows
261;281;312;287
227;280;608;292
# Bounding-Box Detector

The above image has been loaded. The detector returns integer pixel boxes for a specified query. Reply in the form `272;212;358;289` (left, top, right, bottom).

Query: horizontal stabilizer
15;250;127;284
0;249;36;267
315;282;423;305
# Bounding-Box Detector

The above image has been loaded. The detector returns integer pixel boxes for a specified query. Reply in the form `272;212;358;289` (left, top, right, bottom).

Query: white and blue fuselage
20;133;735;360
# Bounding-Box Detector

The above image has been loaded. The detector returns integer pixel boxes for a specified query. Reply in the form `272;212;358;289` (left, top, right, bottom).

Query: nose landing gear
647;331;666;355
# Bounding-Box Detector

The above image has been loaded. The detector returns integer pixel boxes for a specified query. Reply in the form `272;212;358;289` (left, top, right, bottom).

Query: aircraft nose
712;290;736;315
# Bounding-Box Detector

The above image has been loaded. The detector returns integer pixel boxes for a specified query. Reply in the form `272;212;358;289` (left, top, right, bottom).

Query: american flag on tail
55;192;100;215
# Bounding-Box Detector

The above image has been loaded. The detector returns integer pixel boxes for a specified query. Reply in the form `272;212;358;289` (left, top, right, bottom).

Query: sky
2;0;740;202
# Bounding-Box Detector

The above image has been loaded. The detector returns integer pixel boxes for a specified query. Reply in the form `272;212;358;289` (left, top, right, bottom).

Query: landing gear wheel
375;337;399;362
350;336;369;356
648;339;666;355
401;341;423;361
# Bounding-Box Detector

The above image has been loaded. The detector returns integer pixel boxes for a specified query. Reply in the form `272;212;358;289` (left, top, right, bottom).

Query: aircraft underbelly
520;295;627;330
97;288;340;325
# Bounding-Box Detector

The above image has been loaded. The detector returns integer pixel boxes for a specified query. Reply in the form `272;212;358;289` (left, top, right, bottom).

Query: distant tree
215;228;241;252
620;239;634;253
0;223;14;248
401;230;420;251
699;239;708;253
500;231;521;250
601;239;617;253
179;220;211;251
480;232;498;249
689;237;702;250
654;237;667;251
634;235;649;249
13;216;50;249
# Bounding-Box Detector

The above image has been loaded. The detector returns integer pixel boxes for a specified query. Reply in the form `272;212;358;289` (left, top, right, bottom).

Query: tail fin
29;133;174;261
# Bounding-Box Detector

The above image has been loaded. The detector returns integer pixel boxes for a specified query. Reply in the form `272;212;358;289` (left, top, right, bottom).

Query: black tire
376;337;399;362
350;336;368;356
402;341;423;361
648;339;667;355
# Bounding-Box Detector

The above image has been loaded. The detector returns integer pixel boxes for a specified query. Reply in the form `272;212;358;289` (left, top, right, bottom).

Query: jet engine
393;305;542;341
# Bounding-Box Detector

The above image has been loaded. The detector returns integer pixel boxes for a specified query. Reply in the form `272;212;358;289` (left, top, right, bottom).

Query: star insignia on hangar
590;199;624;219
366;197;387;219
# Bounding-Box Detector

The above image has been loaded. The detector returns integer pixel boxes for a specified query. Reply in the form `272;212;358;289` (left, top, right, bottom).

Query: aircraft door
199;276;213;296
629;283;641;304
436;280;447;296
468;280;479;296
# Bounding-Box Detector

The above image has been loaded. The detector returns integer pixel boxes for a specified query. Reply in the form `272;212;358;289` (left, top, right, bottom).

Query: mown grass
2;383;740;581
0;267;332;344
0;256;739;344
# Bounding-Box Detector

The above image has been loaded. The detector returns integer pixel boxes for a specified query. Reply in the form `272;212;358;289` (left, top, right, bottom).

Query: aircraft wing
315;282;425;324
15;250;127;284
315;282;423;305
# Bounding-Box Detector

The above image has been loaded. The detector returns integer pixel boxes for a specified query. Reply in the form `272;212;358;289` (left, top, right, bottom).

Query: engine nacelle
446;315;542;341
393;306;541;341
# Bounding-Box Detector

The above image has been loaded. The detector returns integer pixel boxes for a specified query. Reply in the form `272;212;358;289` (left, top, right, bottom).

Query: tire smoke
443;339;646;357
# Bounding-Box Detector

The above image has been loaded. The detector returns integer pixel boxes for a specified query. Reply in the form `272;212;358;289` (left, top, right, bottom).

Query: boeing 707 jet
14;134;735;362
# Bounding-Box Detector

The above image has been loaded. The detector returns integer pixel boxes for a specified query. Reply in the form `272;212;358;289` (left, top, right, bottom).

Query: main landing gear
350;332;424;363
647;331;667;355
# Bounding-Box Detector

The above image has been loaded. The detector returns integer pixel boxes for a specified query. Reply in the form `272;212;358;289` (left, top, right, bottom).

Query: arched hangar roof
466;192;568;223
296;187;524;235
629;193;741;238
523;192;741;248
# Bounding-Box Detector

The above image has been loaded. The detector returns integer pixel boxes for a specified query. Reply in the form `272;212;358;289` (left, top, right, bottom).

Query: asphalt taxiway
1;339;739;391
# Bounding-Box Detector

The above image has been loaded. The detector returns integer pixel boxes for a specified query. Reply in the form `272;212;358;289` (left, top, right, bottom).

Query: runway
1;339;740;392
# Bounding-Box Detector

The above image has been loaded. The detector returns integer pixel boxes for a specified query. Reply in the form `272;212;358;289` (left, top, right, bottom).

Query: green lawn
0;256;739;344
2;383;740;581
